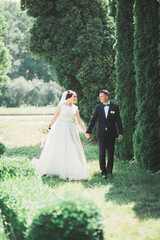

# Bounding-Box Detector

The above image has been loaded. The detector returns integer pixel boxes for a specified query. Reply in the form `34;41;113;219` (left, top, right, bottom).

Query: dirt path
0;114;53;119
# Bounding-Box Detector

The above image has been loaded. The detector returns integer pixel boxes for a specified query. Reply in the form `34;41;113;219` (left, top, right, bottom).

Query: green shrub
0;211;7;240
0;143;6;157
0;177;57;240
27;197;104;240
0;178;104;240
0;157;36;180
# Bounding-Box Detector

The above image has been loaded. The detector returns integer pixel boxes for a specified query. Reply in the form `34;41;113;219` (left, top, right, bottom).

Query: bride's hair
66;90;74;100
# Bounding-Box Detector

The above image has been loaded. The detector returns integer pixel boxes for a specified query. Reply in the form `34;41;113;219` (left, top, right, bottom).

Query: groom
86;90;123;179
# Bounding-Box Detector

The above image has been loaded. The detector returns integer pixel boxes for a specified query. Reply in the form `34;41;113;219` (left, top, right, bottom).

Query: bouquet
37;123;51;148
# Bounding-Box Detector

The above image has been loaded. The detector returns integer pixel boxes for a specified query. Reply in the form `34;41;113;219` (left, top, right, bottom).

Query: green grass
0;110;160;240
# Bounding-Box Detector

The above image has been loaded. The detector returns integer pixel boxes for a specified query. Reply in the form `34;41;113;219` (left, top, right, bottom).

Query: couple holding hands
33;89;123;180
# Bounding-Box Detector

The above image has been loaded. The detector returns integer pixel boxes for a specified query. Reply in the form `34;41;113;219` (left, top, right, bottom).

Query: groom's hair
100;90;110;97
66;90;74;100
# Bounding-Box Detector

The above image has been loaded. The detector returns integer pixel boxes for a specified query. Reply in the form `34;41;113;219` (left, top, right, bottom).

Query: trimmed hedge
0;177;56;240
0;157;104;240
0;178;104;240
26;197;104;240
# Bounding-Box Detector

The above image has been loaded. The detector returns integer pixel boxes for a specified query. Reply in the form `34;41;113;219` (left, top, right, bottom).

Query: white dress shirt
104;101;110;119
104;101;110;130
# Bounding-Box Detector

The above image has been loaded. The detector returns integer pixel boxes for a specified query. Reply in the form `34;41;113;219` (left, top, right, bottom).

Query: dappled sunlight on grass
105;161;160;220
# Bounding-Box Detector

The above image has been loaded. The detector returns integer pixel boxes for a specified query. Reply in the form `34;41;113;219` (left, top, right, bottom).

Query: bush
27;197;104;240
0;143;6;157
0;177;57;240
0;157;36;180
0;211;7;240
0;77;64;107
0;178;104;240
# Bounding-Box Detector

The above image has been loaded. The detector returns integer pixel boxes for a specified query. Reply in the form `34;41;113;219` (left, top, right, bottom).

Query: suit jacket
86;102;123;139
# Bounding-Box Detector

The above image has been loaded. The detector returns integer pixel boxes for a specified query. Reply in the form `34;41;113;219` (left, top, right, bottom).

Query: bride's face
72;92;78;104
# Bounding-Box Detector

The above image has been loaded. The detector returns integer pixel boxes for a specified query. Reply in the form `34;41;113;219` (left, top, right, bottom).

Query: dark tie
103;103;110;107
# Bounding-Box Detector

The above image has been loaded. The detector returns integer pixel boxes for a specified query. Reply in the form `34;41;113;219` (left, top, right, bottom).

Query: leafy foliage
0;77;63;107
21;0;116;124
0;213;7;240
0;143;6;157
115;0;136;160
133;0;160;172
0;173;104;240
0;157;35;180
27;197;104;240
108;0;117;20
0;1;55;81
0;177;54;240
0;13;11;88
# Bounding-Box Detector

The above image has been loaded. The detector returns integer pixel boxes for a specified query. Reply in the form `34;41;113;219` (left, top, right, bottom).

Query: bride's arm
75;110;86;133
48;104;61;127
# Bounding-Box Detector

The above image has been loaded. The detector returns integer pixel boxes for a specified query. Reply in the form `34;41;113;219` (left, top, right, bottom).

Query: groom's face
99;93;108;103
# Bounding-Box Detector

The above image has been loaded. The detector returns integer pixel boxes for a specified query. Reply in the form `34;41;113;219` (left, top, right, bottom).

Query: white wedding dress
32;103;89;180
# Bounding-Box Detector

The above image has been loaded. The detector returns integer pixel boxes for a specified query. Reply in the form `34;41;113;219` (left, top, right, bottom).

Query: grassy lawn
0;112;160;240
0;106;55;114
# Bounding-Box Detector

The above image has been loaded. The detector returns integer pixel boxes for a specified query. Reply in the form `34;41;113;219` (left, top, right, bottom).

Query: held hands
85;133;91;139
119;134;123;141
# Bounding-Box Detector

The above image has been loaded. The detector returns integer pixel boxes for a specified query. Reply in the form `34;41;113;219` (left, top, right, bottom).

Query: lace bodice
59;103;78;122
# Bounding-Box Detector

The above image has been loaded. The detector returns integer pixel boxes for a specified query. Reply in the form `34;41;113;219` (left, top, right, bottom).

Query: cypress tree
158;0;160;139
115;0;136;160
21;0;115;124
108;0;117;20
133;0;160;172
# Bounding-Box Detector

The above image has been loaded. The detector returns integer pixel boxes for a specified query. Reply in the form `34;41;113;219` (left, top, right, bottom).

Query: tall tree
108;0;117;20
115;0;135;160
158;0;160;140
21;0;116;124
0;13;11;88
0;1;55;81
133;0;160;172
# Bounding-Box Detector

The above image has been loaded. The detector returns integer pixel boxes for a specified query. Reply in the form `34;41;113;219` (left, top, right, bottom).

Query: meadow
0;107;160;240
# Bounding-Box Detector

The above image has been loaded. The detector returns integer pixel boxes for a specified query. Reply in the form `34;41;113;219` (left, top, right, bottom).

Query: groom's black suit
86;102;123;175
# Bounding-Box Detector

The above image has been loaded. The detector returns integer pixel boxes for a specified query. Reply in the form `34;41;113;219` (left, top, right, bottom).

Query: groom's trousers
98;131;115;175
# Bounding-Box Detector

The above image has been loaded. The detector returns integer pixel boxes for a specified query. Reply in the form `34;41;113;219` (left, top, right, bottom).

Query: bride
32;90;89;180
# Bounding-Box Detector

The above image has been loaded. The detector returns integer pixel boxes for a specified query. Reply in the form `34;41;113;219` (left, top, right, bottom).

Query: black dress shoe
102;174;107;179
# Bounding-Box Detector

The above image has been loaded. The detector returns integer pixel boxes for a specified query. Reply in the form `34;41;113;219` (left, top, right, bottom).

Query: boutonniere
111;111;115;114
